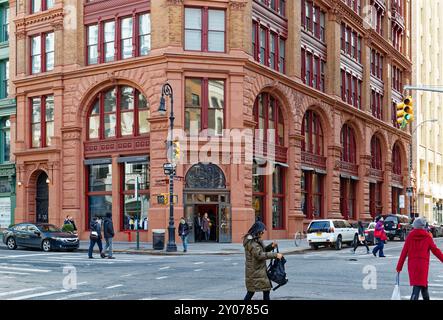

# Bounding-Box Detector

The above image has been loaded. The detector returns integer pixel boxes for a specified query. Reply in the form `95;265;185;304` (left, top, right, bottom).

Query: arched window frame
87;85;150;140
301;110;323;155
253;92;285;146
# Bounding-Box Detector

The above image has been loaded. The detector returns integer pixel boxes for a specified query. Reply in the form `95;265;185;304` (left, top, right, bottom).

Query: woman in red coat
396;217;443;300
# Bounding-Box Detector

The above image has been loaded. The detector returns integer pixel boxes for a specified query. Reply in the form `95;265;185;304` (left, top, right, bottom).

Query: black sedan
2;223;79;252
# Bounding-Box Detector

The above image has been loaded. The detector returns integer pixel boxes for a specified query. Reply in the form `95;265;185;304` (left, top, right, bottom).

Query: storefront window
272;165;285;229
301;171;307;216
0;178;10;193
122;161;150;231
88;164;112;192
2;118;9;163
253;161;265;222
88;195;112;226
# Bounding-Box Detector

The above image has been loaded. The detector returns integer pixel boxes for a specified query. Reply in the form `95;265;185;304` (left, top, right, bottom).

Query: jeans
88;238;103;258
181;235;188;252
353;239;370;252
204;230;210;241
411;286;430;300
244;291;270;301
105;237;113;257
372;238;385;257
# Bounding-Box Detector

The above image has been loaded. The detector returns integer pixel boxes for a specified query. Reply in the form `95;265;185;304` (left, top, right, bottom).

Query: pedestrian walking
396;217;443;300
202;212;211;241
88;217;105;259
243;221;283;301
103;212;115;259
178;217;190;252
372;216;387;257
352;221;370;254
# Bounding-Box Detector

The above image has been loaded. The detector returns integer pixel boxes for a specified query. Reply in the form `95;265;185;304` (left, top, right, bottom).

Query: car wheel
6;237;17;250
42;239;51;252
400;230;406;241
353;234;359;247
310;244;319;250
335;236;342;250
388;236;394;241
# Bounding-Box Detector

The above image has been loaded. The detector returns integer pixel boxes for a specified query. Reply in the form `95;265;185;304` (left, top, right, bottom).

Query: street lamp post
409;119;438;218
158;83;177;252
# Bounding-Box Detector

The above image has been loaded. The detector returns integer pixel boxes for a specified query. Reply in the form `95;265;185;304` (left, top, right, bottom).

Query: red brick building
10;0;412;243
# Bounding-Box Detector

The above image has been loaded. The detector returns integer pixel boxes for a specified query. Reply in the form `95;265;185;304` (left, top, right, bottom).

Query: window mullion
41;96;46;148
202;8;208;52
134;89;139;136
116;86;121;138
98;21;103;63
115;17;119;61
132;12;137;58
99;93;104;140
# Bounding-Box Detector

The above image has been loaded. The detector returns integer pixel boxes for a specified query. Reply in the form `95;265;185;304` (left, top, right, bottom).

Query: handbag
266;247;288;291
391;273;401;300
90;230;99;240
358;235;365;242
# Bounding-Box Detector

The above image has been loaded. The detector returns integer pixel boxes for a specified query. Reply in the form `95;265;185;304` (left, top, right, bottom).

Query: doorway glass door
219;204;231;243
36;173;49;223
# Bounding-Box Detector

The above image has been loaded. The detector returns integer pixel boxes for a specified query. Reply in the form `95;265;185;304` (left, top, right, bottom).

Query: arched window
371;136;382;170
87;86;149;140
253;92;284;146
392;143;402;175
301;110;323;155
341;124;356;163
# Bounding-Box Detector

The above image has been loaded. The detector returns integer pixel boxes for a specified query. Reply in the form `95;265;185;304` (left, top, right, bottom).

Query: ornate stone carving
16;31;26;40
230;0;247;10
166;0;183;5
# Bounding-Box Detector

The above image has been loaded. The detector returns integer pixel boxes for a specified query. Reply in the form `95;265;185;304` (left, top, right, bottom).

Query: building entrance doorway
184;163;231;243
36;172;49;224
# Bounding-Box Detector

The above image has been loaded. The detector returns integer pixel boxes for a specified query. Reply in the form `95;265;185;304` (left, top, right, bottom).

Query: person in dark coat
103;212;115;259
194;213;202;242
352;221;370;254
88;217;105;259
178;217;190;252
396;217;443;300
372;216;387;257
202;213;211;241
243;221;283;300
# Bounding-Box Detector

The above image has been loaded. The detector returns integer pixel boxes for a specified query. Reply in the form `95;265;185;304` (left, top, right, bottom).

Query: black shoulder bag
266;246;288;291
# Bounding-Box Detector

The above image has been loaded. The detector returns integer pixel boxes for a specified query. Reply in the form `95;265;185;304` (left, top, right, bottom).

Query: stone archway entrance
184;163;231;243
35;172;49;224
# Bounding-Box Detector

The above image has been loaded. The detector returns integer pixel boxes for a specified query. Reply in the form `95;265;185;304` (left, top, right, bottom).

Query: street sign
399;195;405;209
163;163;175;175
406;187;413;197
157;194;179;205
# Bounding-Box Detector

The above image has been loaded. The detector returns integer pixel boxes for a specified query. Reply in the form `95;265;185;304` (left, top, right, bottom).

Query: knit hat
413;217;426;229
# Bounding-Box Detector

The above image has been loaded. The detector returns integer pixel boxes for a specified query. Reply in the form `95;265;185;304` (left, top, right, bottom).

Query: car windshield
37;224;61;233
308;221;330;231
385;216;397;223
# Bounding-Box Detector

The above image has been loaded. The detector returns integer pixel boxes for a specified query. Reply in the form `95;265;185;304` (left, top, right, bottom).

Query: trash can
152;229;165;250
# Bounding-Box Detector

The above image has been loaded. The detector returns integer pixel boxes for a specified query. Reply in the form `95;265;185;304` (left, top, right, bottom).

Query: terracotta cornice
165;0;183;5
230;0;247;10
14;147;62;157
15;8;64;31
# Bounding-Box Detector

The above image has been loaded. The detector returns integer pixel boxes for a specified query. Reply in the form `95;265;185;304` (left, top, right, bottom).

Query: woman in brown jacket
243;221;283;300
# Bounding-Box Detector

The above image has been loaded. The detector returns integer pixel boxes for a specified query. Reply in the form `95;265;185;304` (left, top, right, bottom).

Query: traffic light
396;96;414;128
172;140;180;162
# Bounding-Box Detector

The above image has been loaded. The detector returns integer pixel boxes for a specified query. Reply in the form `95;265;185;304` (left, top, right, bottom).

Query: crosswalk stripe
106;285;123;289
0;266;50;273
0;287;46;298
0;270;31;275
429;284;443;287
56;292;96;300
156;276;168;280
8;289;68;300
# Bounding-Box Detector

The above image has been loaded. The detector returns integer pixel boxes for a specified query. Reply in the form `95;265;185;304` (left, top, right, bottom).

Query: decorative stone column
326;7;342;99
287;0;301;80
288;133;305;234
362;35;372;114
359;154;373;220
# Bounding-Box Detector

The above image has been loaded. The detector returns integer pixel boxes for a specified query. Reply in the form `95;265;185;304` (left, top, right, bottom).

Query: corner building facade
11;0;412;243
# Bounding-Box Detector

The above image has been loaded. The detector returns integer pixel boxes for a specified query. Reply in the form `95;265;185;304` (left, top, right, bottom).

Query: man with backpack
88;216;106;259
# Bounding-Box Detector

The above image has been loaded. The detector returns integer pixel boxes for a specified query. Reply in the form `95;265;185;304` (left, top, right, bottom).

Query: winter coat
90;220;102;240
103;217;115;239
178;222;190;237
374;221;387;240
202;217;210;232
243;235;278;292
357;225;365;236
396;229;443;286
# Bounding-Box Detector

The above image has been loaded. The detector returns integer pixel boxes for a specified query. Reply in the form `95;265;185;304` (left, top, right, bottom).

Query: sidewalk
80;239;311;256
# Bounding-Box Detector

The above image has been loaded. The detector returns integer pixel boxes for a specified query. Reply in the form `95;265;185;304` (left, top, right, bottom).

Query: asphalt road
0;239;442;300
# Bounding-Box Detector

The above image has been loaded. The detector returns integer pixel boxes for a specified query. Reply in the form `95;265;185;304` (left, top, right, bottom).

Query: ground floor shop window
301;170;324;219
253;161;266;222
392;187;402;215
340;177;357;220
370;182;383;218
272;165;285;229
121;161;150;230
86;158;150;230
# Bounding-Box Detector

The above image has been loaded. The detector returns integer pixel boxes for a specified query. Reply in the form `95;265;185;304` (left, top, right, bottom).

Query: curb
76;246;312;256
